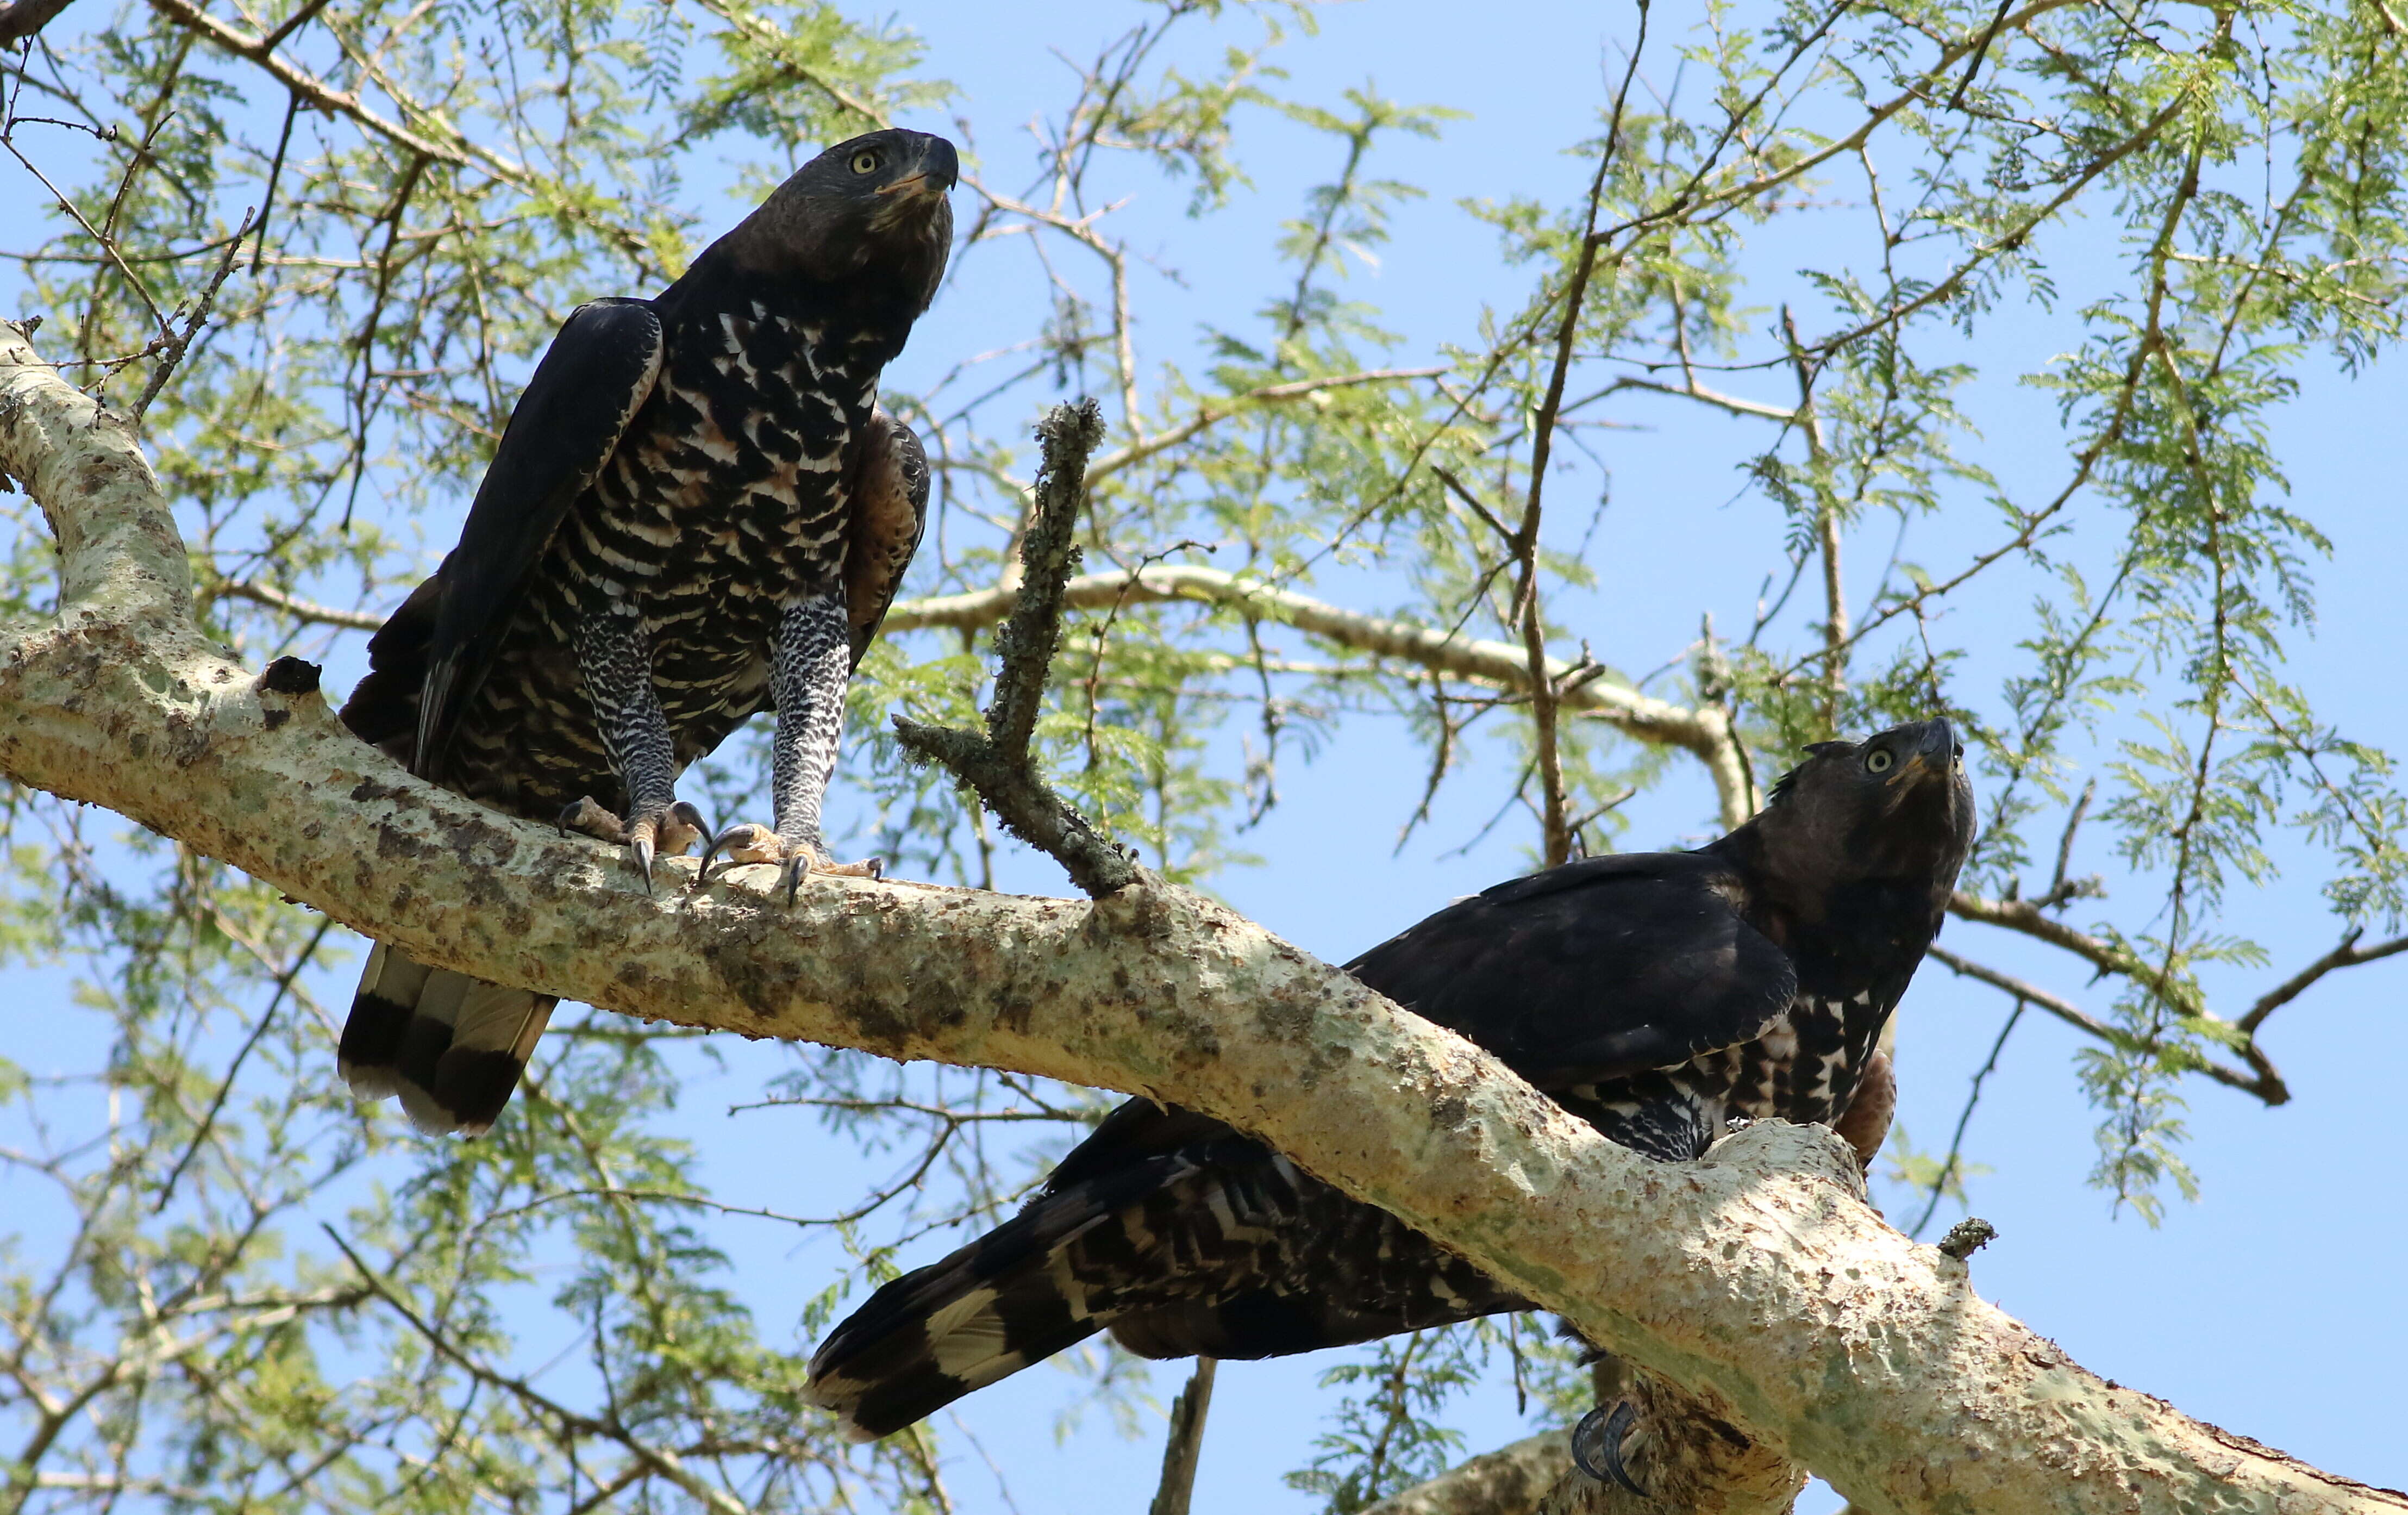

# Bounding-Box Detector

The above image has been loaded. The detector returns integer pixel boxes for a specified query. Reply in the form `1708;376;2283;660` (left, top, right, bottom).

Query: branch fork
891;398;1141;898
4;325;2403;1515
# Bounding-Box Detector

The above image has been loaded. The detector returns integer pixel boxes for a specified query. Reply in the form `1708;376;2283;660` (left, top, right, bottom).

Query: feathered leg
564;609;705;890
698;591;879;900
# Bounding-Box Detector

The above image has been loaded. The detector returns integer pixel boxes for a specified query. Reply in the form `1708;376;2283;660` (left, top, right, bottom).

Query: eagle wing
410;297;665;779
1344;852;1797;1089
841;406;930;670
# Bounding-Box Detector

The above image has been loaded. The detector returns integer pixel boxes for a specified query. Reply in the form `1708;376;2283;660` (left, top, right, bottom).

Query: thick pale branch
2;322;2398;1514
1359;1430;1572;1515
883;563;1754;830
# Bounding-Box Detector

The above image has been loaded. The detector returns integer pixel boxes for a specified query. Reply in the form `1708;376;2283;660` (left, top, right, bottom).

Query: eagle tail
804;1143;1523;1439
338;942;554;1136
804;1154;1216;1441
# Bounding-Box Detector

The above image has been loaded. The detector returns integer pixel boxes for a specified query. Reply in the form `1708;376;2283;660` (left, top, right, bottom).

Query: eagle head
737;128;958;313
1747;718;1978;923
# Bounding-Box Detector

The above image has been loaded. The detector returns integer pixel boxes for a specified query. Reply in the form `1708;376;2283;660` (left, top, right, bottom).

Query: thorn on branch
892;399;1140;898
1937;1217;1997;1261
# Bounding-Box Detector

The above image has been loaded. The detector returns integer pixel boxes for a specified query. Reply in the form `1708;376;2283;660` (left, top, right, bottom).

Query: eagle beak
1890;719;1959;788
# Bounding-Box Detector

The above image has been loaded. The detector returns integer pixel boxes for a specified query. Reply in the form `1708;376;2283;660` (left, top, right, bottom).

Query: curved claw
693;822;781;891
1571;1401;1645;1497
628;802;709;895
778;849;810;907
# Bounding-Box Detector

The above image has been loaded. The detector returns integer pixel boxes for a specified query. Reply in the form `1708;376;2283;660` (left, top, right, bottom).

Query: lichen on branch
2;322;2400;1515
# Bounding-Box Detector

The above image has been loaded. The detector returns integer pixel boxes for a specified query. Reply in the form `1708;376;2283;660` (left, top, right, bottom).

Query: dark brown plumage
337;128;955;1134
804;720;1975;1440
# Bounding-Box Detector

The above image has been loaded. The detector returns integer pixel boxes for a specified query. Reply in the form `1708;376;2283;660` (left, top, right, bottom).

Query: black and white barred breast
443;299;891;820
1565;983;1899;1164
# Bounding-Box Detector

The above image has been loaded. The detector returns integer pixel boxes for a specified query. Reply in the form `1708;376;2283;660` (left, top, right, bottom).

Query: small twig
134;204;254;420
205;577;384;631
250;90;303;275
1429;464;1516;546
2239;929;2408;1034
1906;996;2024;1240
1927;945;2280;1104
893;400;1140;897
2048;778;2097;904
1946;0;2021;109
1146;1358;1216;1515
152;915;333;1213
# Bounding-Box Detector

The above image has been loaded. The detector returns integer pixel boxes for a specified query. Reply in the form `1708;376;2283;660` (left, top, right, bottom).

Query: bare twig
2239;930;2408;1034
1925;945;2280;1103
1513;5;1648;867
1147;1358;1215;1515
892;400;1139;896
1905;996;2025;1240
133;204;254;420
884;563;1753;828
1780;306;1846;732
205;577;384;631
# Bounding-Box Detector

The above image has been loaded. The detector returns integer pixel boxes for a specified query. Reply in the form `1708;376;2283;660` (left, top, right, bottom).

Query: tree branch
0;0;77;46
883;564;1755;831
2;321;2400;1514
203;576;385;631
1924;946;2284;1104
1146;1358;1214;1515
892;398;1137;896
1359;1430;1571;1515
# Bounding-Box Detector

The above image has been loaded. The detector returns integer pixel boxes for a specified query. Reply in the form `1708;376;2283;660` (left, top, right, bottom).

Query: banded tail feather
803;1134;1522;1441
338;942;555;1135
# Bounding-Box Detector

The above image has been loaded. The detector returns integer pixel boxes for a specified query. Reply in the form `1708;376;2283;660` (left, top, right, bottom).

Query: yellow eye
850;150;880;174
1866;749;1895;774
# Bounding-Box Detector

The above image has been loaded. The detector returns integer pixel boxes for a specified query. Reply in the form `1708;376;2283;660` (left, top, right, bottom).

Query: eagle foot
1571;1400;1647;1497
695;824;882;902
557;796;705;894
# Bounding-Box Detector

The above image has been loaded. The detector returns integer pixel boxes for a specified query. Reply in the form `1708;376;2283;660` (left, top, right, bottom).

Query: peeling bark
1;322;2400;1515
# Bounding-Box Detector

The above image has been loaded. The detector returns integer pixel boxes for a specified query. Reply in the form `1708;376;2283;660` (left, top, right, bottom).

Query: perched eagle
804;720;1975;1441
336;128;958;1135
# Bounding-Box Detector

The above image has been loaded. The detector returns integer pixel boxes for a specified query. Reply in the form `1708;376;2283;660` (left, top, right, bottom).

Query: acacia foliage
2;0;2405;1508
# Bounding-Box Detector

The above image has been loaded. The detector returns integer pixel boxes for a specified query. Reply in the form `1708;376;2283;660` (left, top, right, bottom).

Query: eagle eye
850;150;880;174
1865;748;1895;774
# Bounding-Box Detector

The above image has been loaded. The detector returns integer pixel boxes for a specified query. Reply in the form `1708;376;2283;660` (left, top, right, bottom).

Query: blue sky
5;0;2406;1509
845;1;2408;1507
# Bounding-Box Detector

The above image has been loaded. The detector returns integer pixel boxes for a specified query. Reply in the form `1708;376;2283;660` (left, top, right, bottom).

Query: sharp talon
556;802;579;838
633;833;656;895
1571;1402;1645;1497
670;801;710;854
778;851;810;907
